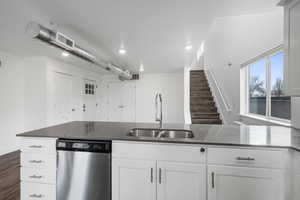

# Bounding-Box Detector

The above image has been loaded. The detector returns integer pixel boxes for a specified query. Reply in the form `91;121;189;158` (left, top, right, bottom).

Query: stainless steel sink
127;128;194;139
127;129;159;138
158;130;194;139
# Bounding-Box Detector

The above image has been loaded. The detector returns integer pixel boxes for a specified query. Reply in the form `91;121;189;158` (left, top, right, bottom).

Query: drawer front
21;182;55;200
21;167;56;184
21;152;56;169
20;137;57;153
112;141;206;163
207;147;288;169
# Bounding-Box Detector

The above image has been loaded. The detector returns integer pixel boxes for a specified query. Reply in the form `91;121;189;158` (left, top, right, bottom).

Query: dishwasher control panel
57;139;111;153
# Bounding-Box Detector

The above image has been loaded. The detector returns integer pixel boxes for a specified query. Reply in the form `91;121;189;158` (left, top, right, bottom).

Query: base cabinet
207;165;285;200
157;161;206;200
112;142;207;200
112;159;156;200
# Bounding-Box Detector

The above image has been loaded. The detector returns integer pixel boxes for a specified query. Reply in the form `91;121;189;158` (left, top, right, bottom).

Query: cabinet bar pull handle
29;175;42;179
212;172;215;189
150;168;153;183
236;156;255;161
159;168;162;184
29;160;43;163
29;145;42;148
29;194;43;198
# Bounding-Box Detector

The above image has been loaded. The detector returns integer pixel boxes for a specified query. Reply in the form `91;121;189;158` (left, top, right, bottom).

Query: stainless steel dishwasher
56;139;111;200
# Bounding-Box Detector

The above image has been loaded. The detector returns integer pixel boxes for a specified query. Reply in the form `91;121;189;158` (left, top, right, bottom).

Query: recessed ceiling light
185;44;193;51
62;51;70;57
118;47;127;55
139;64;145;72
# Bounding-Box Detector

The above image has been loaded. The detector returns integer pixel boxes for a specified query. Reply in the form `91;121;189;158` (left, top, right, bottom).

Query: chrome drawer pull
236;156;255;161
29;160;43;164
29;145;43;148
29;175;43;179
29;194;43;198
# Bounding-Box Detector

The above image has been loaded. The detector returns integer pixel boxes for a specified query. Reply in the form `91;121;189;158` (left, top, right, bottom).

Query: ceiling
0;0;281;73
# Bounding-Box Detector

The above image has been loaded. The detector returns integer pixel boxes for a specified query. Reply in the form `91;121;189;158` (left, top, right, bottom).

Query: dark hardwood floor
0;151;20;200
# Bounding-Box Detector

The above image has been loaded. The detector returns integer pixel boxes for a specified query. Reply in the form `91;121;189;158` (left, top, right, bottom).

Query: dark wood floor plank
0;151;20;200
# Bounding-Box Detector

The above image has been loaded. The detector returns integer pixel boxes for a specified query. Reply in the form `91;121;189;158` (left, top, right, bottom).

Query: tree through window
247;50;291;121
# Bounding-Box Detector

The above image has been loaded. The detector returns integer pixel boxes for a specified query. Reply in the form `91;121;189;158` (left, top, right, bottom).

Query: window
85;83;95;95
243;47;291;122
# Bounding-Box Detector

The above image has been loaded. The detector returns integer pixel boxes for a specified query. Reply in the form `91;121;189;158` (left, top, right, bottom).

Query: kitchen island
17;121;300;200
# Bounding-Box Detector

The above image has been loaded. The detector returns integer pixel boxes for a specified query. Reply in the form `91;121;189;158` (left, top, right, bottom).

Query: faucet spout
155;93;163;129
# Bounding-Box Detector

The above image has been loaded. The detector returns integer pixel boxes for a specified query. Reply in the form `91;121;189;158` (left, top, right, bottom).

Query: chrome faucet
155;93;163;129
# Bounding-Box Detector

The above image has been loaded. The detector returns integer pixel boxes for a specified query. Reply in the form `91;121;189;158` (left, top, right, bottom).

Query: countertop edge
17;134;300;152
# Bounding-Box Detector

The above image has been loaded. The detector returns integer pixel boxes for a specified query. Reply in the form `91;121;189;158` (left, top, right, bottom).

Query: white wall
100;73;185;123
0;52;24;155
204;10;286;125
136;73;184;123
22;57;104;129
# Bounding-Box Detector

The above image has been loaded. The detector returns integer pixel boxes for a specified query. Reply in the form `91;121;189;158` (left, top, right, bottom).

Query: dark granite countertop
17;121;300;151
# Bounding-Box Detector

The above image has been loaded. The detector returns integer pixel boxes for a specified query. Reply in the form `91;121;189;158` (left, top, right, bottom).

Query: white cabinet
207;165;285;200
207;147;288;200
112;142;207;200
112;159;156;200
157;161;206;200
292;151;300;200
20;137;57;200
280;0;300;96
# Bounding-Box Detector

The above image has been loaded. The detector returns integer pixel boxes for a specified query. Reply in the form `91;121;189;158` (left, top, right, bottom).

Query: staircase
190;70;222;124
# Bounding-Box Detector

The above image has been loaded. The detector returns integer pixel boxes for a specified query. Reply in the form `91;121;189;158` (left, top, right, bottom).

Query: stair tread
190;70;222;124
192;119;222;124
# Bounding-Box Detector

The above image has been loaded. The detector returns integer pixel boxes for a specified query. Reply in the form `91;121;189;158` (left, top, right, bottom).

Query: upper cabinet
280;0;300;96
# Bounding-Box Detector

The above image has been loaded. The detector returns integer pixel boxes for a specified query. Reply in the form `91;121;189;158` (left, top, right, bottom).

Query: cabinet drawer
207;147;288;169
21;182;55;200
112;141;206;163
21;167;56;184
20;137;56;153
21;152;56;169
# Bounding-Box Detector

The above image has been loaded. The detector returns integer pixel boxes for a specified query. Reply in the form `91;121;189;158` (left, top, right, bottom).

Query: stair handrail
206;69;232;112
184;66;192;124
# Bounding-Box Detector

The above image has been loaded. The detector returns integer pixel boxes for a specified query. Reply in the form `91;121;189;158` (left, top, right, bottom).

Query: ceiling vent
26;21;133;80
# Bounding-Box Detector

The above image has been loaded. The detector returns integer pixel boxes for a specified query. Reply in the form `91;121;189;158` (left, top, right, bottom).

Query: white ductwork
26;21;133;80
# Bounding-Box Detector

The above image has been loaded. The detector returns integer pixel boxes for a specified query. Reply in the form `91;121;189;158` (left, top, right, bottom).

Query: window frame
243;46;291;124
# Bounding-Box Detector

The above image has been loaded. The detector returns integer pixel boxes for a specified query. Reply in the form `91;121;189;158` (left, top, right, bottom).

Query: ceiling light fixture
185;43;193;51
62;51;70;57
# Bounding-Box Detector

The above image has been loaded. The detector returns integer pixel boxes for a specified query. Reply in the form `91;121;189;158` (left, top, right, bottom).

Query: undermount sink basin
158;130;194;139
127;129;158;138
127;128;194;139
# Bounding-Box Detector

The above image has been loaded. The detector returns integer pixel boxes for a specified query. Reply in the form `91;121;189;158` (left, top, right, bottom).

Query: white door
108;82;123;121
112;159;156;200
108;82;136;122
207;165;285;200
52;72;73;125
157;161;206;200
82;79;97;121
121;82;136;122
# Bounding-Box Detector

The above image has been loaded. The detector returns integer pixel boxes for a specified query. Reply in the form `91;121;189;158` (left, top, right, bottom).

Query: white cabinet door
157;161;206;200
207;165;285;200
283;0;300;96
112;159;156;200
